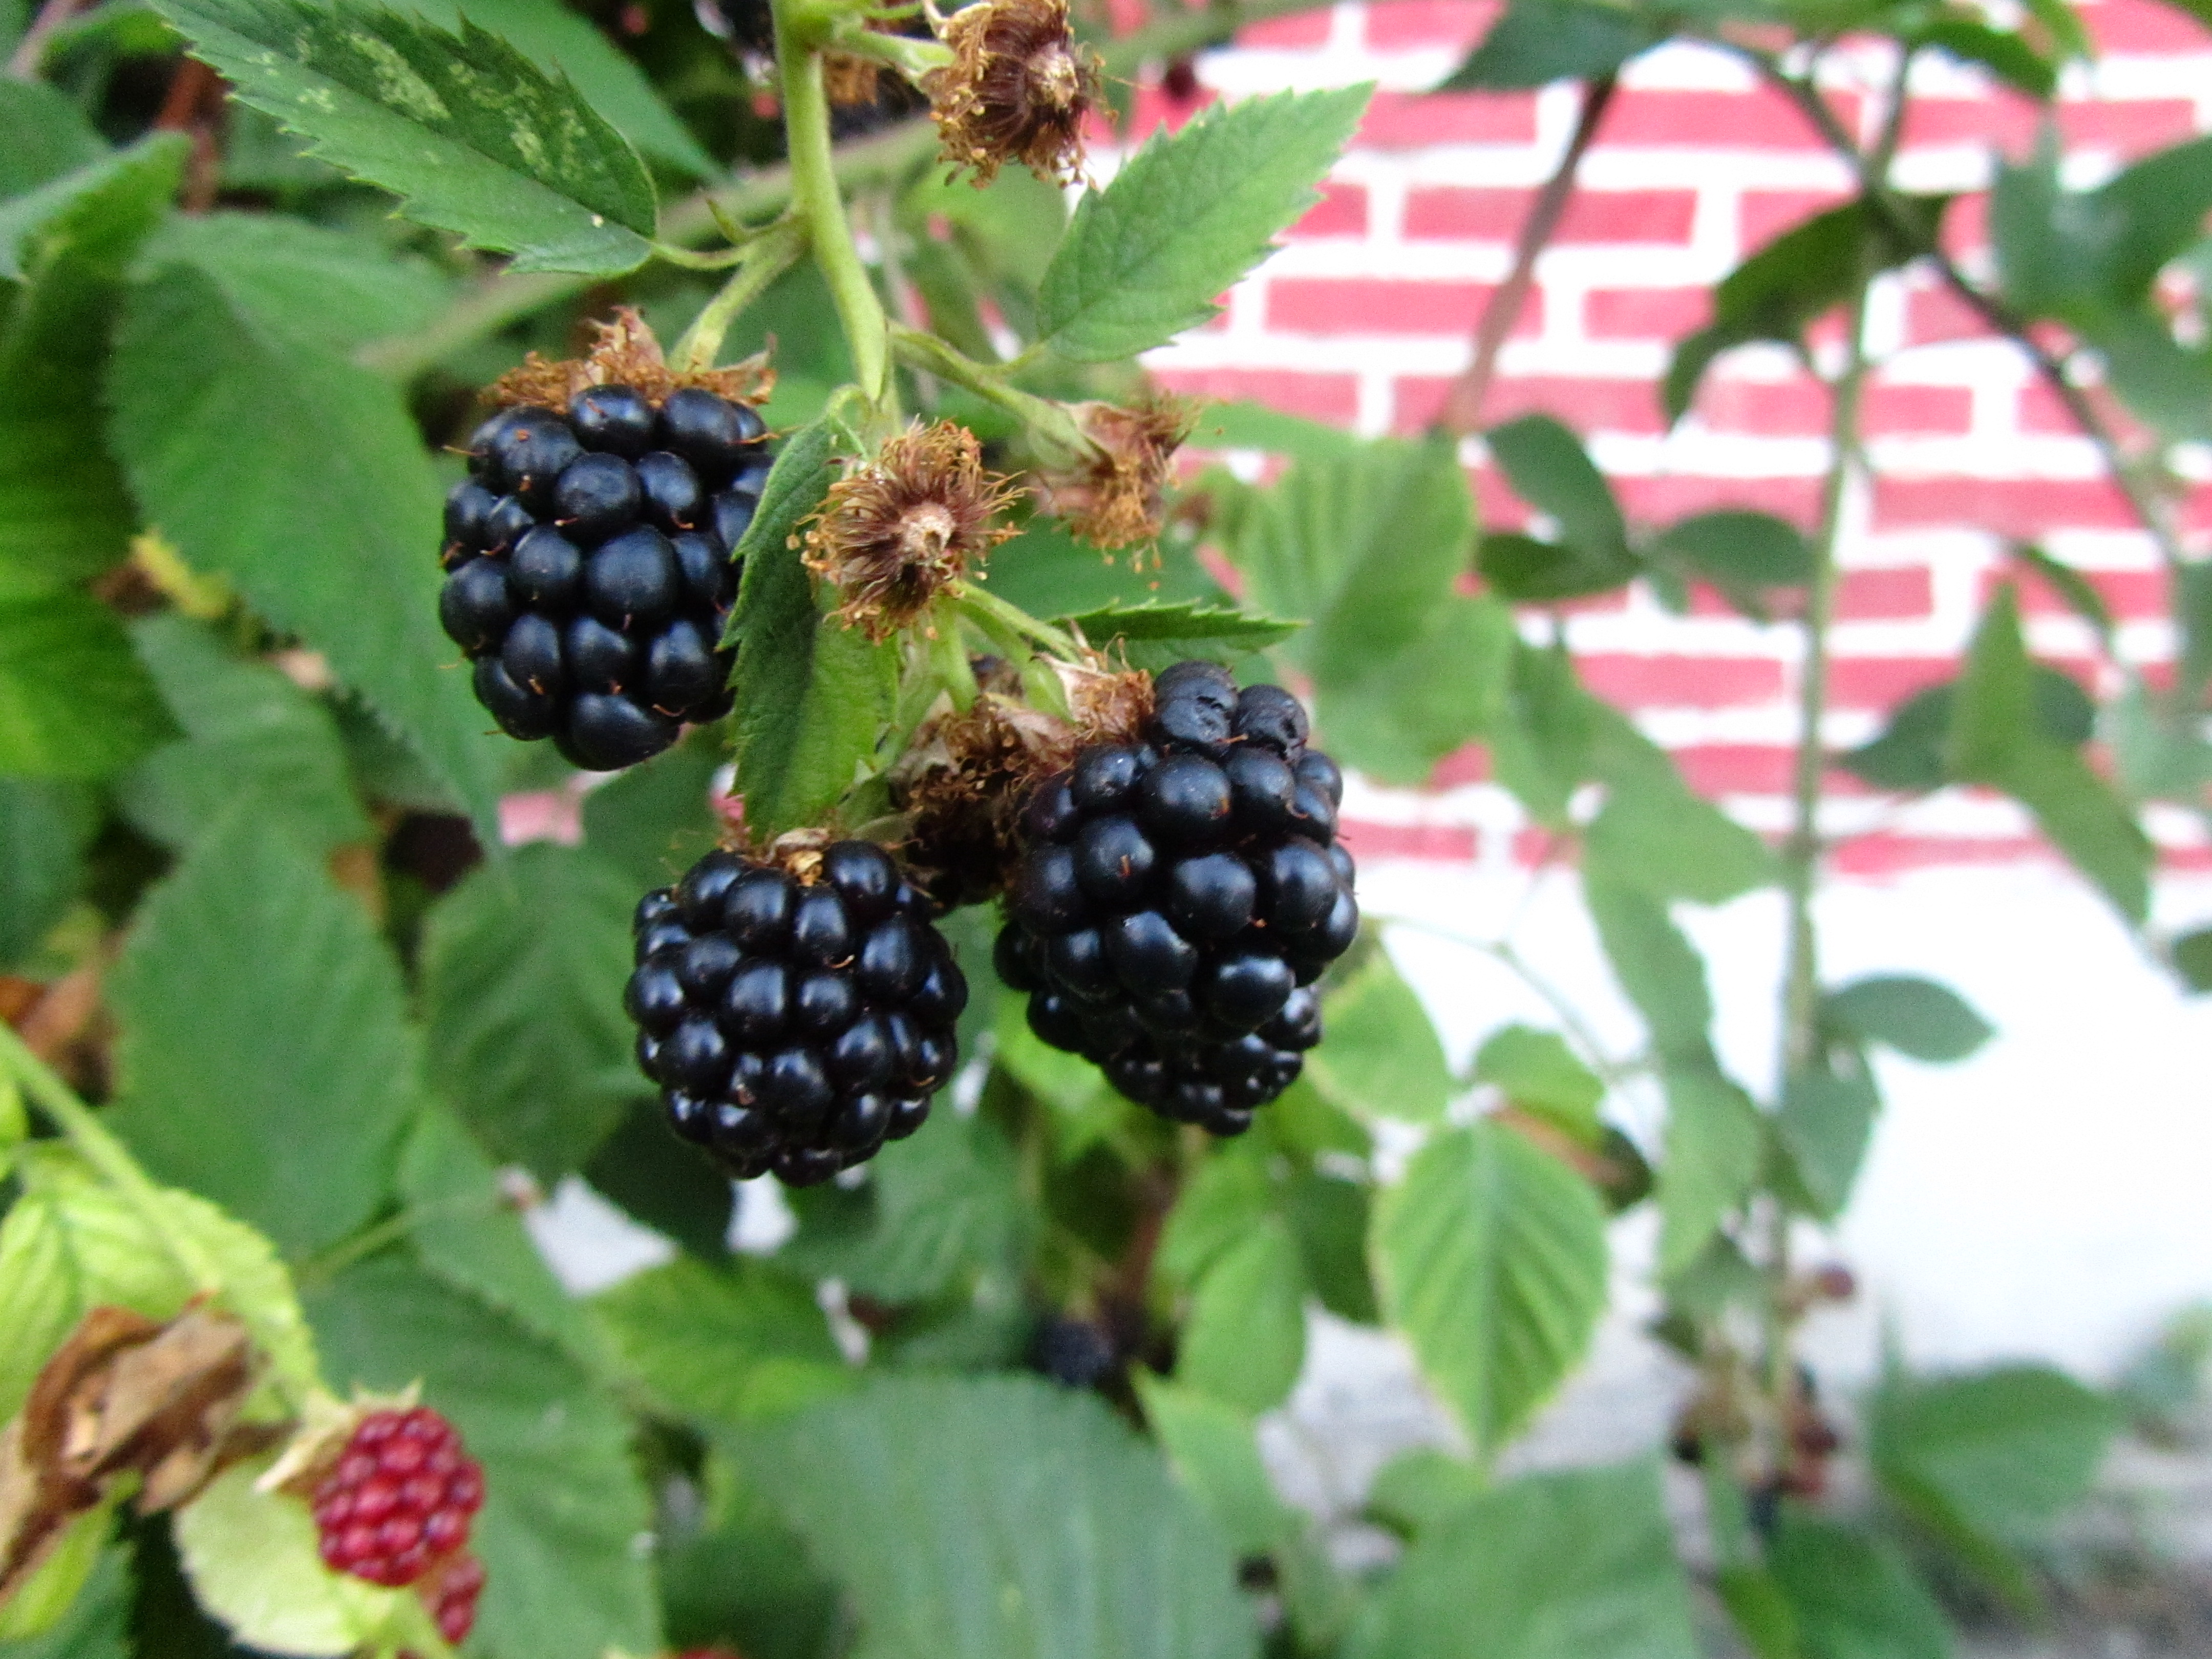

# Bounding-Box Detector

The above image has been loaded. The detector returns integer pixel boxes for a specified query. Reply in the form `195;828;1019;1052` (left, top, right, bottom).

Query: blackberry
439;387;772;771
995;663;1353;1135
624;840;969;1184
311;1407;485;1589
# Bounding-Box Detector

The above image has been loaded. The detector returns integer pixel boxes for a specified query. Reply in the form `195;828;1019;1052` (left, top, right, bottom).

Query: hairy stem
0;1019;224;1294
671;216;808;372
777;0;892;408
949;580;1086;662
890;326;1091;454
1437;76;1616;436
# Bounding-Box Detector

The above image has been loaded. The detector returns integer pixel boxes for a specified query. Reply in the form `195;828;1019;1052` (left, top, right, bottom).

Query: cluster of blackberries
625;841;969;1184
438;385;772;771
312;1408;484;1590
995;662;1356;1136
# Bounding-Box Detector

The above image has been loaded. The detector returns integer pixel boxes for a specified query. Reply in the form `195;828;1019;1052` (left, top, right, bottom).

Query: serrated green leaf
398;1105;606;1366
1485;415;1629;569
746;1371;1257;1659
137;210;453;350
0;1144;320;1420
1438;0;1663;90
1825;975;1993;1062
107;816;419;1259
1487;641;1598;826
1656;1065;1764;1279
727;417;897;838
1037;85;1372;360
1177;1215;1307;1415
109;257;505;837
172;1462;441;1658
1365;1448;1484;1539
1155;1147;1275;1292
1353;1461;1697;1659
1316;592;1514;785
148;0;656;273
1768;1515;1952;1659
0;594;173;778
118;614;370;856
1060;599;1300;658
1284;1169;1377;1324
1583;878;1713;1065
1304;953;1455;1123
308;1254;662;1659
392;0;712;176
1584;708;1776;904
0;80;107;198
1372;1121;1609;1457
1474;1026;1604;1140
1644;511;1812;618
0;777;96;965
418;841;640;1178
1869;1364;2117;1612
1135;1372;1296;1557
591;1256;847;1423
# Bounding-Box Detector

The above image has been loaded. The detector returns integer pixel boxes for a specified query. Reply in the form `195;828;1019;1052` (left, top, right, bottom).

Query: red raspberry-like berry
312;1408;484;1588
425;1551;487;1644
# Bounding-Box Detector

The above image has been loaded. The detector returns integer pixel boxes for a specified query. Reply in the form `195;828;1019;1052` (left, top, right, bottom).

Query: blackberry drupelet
624;841;970;1185
439;385;773;771
310;1407;485;1589
995;662;1355;1136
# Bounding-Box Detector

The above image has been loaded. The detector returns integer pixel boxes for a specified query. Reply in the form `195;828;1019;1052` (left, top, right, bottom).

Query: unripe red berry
311;1408;484;1589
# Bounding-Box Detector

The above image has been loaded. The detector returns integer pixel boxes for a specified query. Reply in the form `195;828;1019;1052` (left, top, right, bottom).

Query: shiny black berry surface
996;661;1355;1136
624;842;968;1185
439;386;772;771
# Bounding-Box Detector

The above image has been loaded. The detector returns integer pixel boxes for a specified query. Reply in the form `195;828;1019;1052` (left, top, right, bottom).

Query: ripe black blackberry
439;385;773;771
995;662;1355;1136
624;840;969;1184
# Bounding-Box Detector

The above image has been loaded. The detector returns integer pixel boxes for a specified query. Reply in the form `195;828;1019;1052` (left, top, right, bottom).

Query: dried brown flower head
927;0;1101;187
488;307;773;411
823;51;882;106
1041;397;1199;549
803;420;1019;639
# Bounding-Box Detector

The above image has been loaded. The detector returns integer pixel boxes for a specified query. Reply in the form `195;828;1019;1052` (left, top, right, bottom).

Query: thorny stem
777;0;893;409
0;1018;225;1296
671;216;808;372
1436;76;1617;436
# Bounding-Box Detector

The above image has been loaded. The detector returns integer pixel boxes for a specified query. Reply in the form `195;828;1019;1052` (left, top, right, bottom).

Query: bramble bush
1;0;2207;1653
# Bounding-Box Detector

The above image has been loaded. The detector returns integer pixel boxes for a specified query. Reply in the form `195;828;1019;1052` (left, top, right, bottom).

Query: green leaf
1487;642;1597;826
1135;1372;1297;1556
108;258;505;837
397;1105;605;1366
728;416;896;838
0;776;96;965
0;80;107;198
118;614;370;856
1475;529;1640;603
1315;592;1514;785
0;593;173;780
590;1255;847;1423
1190;400;1361;462
1155;1147;1275;1291
107;815;419;1259
1768;1515;1952;1659
2172;926;2212;993
1372;1121;1609;1457
1177;1215;1308;1415
1059;599;1301;667
1438;0;1663;90
0;1143;320;1421
781;1108;1027;1304
1037;85;1371;360
1583;709;1776;904
1303;953;1455;1123
1824;975;1992;1062
1353;1461;1698;1659
1656;1065;1764;1279
1284;1169;1378;1323
1583;878;1713;1064
1475;1026;1604;1141
419;841;640;1178
1644;511;1812;617
747;1371;1258;1659
148;0;656;273
1365;1448;1484;1538
579;732;726;890
173;1462;441;1658
392;0;712;176
0;1539;131;1656
309;1254;662;1659
1915;17;2055;97
1666;196;1944;422
1995;132;2212;320
137;210;453;350
1485;415;1630;570
1775;1052;1880;1220
1869;1364;2118;1610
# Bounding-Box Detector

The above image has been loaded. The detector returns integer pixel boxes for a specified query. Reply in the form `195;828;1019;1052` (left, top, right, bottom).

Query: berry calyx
625;839;970;1184
310;1407;484;1589
994;662;1354;1134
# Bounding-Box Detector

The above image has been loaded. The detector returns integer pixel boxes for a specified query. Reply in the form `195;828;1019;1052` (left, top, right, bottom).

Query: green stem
0;1018;223;1294
291;1193;497;1293
671;217;807;373
949;579;1085;661
827;23;952;78
891;326;1091;454
777;0;891;408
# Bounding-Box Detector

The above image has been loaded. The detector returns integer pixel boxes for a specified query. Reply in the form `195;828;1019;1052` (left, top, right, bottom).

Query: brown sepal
926;0;1100;187
1039;397;1199;550
487;307;774;413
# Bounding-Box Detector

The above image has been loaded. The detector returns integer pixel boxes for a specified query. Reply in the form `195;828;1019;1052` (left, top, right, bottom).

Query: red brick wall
1137;0;2212;877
